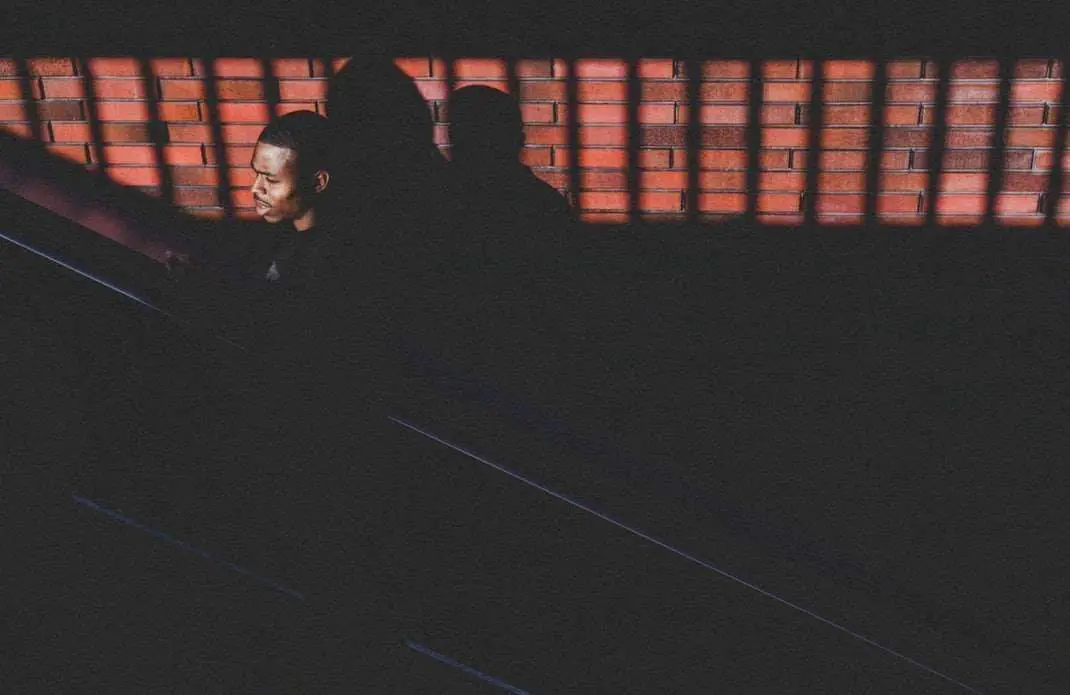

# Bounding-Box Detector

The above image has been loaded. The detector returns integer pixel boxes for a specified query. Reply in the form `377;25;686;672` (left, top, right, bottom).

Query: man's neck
293;207;317;233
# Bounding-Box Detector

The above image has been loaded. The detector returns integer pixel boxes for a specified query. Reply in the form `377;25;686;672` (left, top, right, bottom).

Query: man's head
250;110;331;231
447;86;524;165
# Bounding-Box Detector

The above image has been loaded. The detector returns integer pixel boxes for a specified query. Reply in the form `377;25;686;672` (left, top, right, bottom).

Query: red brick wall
2;56;1067;226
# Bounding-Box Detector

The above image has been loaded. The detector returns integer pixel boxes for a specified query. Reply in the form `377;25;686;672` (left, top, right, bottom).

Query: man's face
250;141;307;225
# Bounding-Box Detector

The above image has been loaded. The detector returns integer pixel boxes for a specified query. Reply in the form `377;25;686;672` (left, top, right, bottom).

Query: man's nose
250;175;264;195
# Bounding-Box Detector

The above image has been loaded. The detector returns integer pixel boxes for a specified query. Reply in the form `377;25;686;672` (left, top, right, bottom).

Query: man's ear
312;170;330;194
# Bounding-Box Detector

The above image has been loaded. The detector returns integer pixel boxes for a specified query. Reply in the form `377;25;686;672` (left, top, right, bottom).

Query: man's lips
254;199;270;211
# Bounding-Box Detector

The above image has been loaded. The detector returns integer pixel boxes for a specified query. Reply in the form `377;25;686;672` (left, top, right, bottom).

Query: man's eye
266;178;278;184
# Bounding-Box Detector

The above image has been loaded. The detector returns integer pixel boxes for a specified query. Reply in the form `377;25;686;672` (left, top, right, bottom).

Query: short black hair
257;110;331;182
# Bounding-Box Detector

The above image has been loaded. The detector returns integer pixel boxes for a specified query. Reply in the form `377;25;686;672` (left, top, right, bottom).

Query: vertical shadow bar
260;58;281;118
865;58;889;227
745;59;762;223
1043;56;1070;226
78;57;108;171
566;57;581;212
685;58;701;222
14;58;43;143
506;56;520;98
627;57;640;223
138;57;174;206
984;56;1013;226
925;57;950;227
803;58;824;226
319;56;335;118
201;57;234;218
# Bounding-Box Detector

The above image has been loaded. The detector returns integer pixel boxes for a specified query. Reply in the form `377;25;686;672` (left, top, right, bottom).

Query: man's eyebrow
250;165;277;177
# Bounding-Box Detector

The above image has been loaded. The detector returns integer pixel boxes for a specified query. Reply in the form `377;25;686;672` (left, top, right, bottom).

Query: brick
36;100;83;121
394;57;431;78
1000;172;1048;192
1011;81;1063;102
886;60;924;78
579;125;627;146
96;78;153;99
757;213;804;225
760;104;796;125
761;61;799;79
215;79;266;100
0;101;37;120
881;151;912;169
696;82;749;102
637;60;675;79
1001;128;1054;147
522;125;569;145
933;104;997;126
94;101;200;122
757;192;801;212
45;143;89;163
168;167;222;186
516;81;565;101
159;79;207;100
760;171;806;189
172;188;221;206
519;147;552;167
454;79;509;91
641;82;687;101
1;123;36;138
886;82;936;102
563;147;670;168
811;150;867;169
694;149;744;169
763;127;808;147
533;169;569;188
696;171;745;189
824;82;872;101
582;211;628;223
639;170;687;188
452;58;508;79
1013;60;1050;78
516;60;553;77
883;105;922;125
203;144;255;165
106;166;161;186
0;79;31;99
819;60;876;80
577;191;626;210
946;82;999;101
816;194;865;213
278;79;328;101
698;192;747;212
580;170;627;188
821;129;869;148
945;129;992;146
85;58;139;76
565;103;674;124
994;214;1044;226
38;78;81;99
578;81;627;101
821;104;870;125
104;144;201;165
201;58;263;78
215;102;273;123
166;124;211;142
879;172;929;190
913;149;983;169
1030;150;1064;170
878;193;922;213
939;172;989;191
519;103;555;122
817;172;867;191
413;80;448;101
951;60;1001;79
672;103;749;124
271;59;313;78
694;60;750;79
575;59;629;78
884;129;932;147
28;58;76;76
763;83;810;101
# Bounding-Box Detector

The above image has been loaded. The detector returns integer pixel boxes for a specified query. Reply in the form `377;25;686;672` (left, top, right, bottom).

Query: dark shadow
14;57;43;143
745;58;762;221
865;58;888;225
804;58;824;225
566;56;581;209
77;56;108;170
1045;56;1070;225
627;58;640;222
259;58;281;117
199;57;233;218
446;84;571;229
138;57;174;206
984;56;1013;225
924;57;951;225
685;57;700;221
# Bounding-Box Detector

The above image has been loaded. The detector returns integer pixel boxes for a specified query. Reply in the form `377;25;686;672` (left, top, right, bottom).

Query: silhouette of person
447;85;572;229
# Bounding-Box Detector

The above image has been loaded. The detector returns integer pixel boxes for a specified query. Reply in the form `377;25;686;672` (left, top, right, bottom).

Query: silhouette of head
250;110;331;231
448;86;524;165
